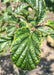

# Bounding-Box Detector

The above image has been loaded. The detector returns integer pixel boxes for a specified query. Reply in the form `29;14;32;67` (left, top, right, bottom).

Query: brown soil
0;1;54;75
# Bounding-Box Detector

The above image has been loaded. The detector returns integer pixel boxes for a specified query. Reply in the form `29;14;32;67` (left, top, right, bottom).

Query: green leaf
1;13;18;25
19;21;27;28
18;0;26;2
0;26;6;33
46;19;54;29
50;34;54;40
10;27;41;70
21;9;29;15
6;6;13;13
0;21;5;28
8;14;18;25
37;26;54;34
13;0;17;4
26;0;46;24
0;15;4;21
13;0;18;4
0;21;6;33
6;26;17;36
3;12;11;22
0;35;11;53
15;3;28;14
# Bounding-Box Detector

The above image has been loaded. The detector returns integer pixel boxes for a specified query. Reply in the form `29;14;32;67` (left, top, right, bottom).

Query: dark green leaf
10;27;41;70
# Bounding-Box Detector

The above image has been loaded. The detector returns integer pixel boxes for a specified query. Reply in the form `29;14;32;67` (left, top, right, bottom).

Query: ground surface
0;1;54;75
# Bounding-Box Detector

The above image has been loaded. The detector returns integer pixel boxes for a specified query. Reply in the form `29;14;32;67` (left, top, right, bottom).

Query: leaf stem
35;24;54;29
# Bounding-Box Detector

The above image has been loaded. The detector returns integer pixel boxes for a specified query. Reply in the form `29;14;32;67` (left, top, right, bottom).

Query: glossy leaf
10;27;41;70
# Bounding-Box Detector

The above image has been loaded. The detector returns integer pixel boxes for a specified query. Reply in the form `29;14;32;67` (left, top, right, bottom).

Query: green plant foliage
19;21;27;28
50;34;54;40
0;12;11;22
46;19;54;29
0;0;54;71
0;35;11;54
6;26;17;36
13;0;18;4
6;6;13;13
37;25;54;40
46;19;54;40
15;3;28;14
10;27;41;70
37;26;54;35
18;0;46;24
